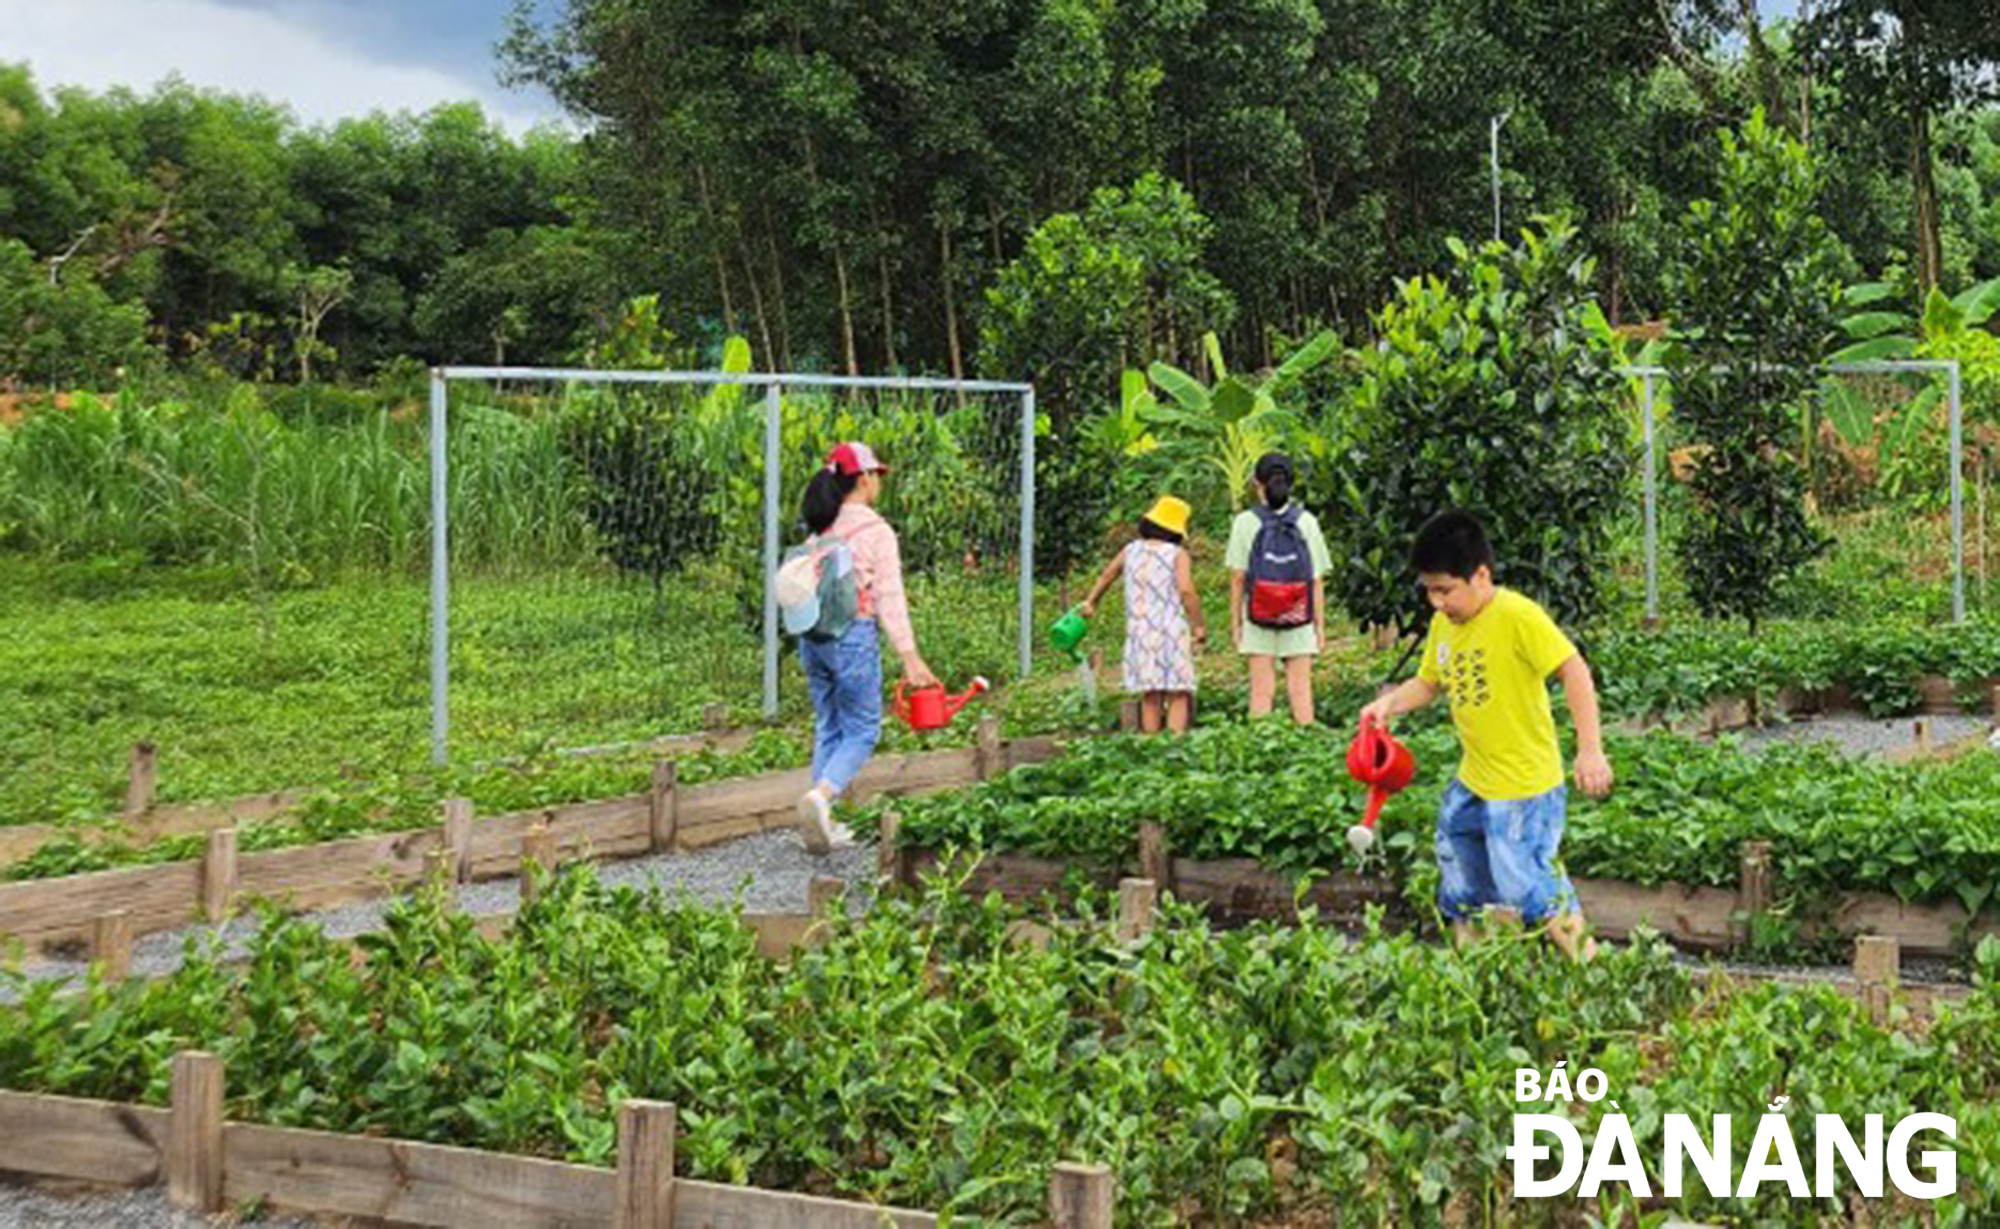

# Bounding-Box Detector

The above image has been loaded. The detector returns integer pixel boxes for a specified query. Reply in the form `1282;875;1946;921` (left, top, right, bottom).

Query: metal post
763;382;783;718
1951;361;1965;624
1490;112;1510;244
1642;372;1658;624
1018;388;1037;680
428;369;450;765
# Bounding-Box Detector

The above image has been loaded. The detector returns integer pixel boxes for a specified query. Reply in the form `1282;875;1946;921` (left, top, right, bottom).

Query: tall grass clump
0;388;595;578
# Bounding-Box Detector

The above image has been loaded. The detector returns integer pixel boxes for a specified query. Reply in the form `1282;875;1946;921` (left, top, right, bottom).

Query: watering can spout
943;676;990;720
1344;714;1417;850
893;677;990;731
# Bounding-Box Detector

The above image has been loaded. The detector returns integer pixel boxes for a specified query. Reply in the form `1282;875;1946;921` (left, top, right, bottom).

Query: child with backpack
1228;453;1331;724
778;442;937;854
1080;496;1207;733
1358;510;1613;962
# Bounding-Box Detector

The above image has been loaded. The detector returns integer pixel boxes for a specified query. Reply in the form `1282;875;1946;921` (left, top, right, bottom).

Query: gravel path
1734;712;1993;759
1669;946;1969;987
10;828;876;995
0;1185;318;1228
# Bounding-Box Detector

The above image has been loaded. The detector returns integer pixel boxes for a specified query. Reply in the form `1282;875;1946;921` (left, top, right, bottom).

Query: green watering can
1049;606;1091;663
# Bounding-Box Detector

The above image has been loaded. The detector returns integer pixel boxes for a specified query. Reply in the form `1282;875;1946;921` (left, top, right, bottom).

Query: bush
1328;217;1633;634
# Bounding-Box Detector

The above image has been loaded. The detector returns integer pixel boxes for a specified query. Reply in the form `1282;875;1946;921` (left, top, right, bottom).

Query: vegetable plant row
3;865;1996;1225
882;721;2000;926
1590;618;2000;719
2;731;813;883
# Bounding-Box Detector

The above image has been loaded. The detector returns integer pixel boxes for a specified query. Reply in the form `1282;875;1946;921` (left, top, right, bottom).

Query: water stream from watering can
1075;658;1099;704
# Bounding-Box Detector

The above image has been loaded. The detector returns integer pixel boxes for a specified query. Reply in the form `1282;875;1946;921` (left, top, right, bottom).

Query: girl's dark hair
1137;517;1184;545
1255;453;1295;510
802;469;860;534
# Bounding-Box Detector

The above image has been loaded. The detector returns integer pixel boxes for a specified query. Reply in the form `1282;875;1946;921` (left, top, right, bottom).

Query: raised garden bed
5;864;1995;1225
0;724;1059;954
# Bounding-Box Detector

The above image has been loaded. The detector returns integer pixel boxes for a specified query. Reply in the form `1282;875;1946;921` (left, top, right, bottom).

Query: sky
3;0;1805;134
0;0;567;132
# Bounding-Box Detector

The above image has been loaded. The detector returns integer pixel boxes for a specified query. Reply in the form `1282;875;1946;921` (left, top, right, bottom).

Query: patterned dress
1121;540;1197;694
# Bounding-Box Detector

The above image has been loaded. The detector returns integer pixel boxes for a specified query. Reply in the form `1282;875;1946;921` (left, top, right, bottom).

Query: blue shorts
1435;780;1578;924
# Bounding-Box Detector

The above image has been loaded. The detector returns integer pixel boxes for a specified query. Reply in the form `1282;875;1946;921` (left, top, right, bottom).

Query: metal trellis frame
1621;359;1965;626
426;366;1038;766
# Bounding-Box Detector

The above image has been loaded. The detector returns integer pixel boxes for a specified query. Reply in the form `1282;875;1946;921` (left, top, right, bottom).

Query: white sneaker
797;789;834;855
827;820;857;849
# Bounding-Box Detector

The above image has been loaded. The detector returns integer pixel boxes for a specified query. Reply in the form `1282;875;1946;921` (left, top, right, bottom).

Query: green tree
1667;111;1845;627
1808;0;2000;291
0;238;152;387
979;175;1234;577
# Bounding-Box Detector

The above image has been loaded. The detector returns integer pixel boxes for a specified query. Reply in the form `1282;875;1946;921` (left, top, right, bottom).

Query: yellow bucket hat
1142;495;1192;537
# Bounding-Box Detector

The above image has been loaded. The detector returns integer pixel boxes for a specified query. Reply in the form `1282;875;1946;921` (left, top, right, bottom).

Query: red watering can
894;676;990;731
1344;712;1416;854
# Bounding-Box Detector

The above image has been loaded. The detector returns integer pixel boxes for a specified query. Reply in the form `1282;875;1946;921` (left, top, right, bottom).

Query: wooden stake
441;797;473;883
1738;840;1773;922
1050;1162;1114;1229
168;1051;224;1212
201;828;237;923
1137;822;1170;892
522;821;558;905
809;876;845;921
1854;935;1899;1026
1913;718;1932;756
1854;934;1899;985
125;741;158;819
614;1099;677;1229
877;811;906;890
975;714;1005;781
1118;878;1157;942
649;759;679;852
91;909;132;982
702;703;729;732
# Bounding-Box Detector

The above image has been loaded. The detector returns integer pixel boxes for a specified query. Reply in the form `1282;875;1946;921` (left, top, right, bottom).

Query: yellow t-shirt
1416;588;1577;801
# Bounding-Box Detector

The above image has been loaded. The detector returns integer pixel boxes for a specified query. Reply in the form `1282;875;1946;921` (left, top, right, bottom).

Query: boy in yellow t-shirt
1359;510;1614;961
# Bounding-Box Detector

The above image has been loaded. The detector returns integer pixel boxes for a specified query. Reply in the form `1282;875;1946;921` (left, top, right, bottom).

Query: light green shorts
1237;622;1320;659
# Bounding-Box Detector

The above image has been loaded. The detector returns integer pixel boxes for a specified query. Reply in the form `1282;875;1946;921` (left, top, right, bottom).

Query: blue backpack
776;533;860;642
1245;504;1314;628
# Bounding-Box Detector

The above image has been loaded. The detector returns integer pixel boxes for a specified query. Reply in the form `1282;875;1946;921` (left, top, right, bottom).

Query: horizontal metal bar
436;366;1034;394
1617;360;1960;378
1825;361;1958;375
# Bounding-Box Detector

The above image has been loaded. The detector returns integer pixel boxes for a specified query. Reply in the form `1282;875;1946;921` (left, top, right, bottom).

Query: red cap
826;441;890;476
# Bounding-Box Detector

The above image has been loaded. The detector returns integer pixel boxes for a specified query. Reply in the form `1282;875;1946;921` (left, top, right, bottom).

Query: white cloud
0;0;562;133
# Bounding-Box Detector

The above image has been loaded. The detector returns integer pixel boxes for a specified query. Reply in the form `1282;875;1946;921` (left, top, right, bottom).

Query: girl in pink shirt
795;442;936;852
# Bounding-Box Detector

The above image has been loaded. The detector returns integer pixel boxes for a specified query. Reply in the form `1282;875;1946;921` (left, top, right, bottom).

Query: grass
0;556;770;827
0;544;1401;830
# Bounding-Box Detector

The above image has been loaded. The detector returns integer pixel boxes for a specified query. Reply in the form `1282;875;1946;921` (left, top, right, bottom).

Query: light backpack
1245;504;1314;628
777;531;860;643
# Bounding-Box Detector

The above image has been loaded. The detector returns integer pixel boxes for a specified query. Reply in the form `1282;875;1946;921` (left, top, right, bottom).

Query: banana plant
1831;276;2000;367
1820;277;2000;502
1135;329;1339;514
